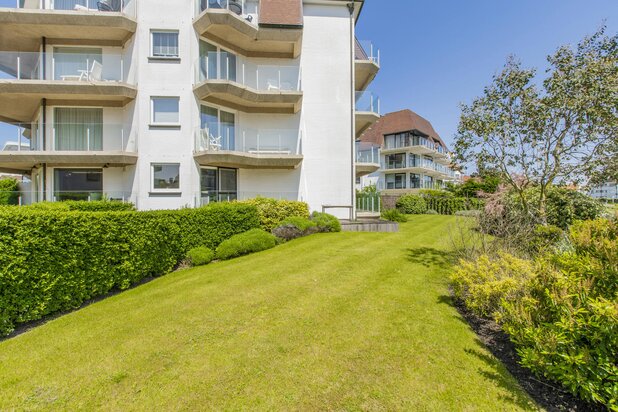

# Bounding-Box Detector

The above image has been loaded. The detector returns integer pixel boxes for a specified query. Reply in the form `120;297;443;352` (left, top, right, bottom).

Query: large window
198;40;237;82
151;97;180;126
54;168;102;201
200;105;235;150
422;175;434;189
152;163;180;191
151;31;179;58
385;153;406;170
54;108;103;151
384;133;409;150
386;173;406;190
410;173;421;189
409;154;420;167
200;167;237;203
53;47;102;80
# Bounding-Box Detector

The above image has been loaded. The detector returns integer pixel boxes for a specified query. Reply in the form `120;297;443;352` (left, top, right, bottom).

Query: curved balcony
355;90;380;138
0;122;137;174
0;0;137;52
193;52;302;114
355;142;380;177
193;0;302;58
355;40;380;91
0;51;136;122
193;127;303;169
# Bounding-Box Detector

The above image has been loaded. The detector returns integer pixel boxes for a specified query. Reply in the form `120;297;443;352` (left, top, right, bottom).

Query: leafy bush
381;209;407;223
310;212;342;233
528;224;565;253
240;197;309;231
215;229;277;260
186;246;215;266
273;217;318;241
424;196;485;215
280;216;317;232
419;189;454;198
0;203;260;335
426;209;438;215
450;252;536;318
396;194;427;214
28;200;135;212
0;178;20;205
452;175;501;197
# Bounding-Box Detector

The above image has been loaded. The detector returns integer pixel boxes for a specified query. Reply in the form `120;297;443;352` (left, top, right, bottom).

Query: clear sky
355;0;618;150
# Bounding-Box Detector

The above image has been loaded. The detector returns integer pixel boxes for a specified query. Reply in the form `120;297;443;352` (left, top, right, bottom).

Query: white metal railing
195;0;258;25
0;122;136;152
355;91;380;114
3;0;136;16
356;142;380;164
195;51;301;92
355;39;380;66
0;50;126;82
195;127;301;155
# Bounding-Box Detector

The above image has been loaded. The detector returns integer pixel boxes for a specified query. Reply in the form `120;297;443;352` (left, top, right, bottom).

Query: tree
454;27;618;218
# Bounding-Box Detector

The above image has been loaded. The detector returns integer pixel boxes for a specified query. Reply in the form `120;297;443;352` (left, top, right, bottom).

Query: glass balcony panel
355;91;380;114
355;39;380;65
2;0;136;15
196;0;259;25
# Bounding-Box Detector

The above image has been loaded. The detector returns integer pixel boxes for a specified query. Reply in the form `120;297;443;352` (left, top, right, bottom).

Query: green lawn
0;215;538;411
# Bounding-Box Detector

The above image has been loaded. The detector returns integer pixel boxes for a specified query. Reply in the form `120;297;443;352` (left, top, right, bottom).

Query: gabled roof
359;109;448;150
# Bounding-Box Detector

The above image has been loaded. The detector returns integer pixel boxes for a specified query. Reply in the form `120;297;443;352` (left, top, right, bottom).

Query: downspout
347;2;355;221
41;37;47;201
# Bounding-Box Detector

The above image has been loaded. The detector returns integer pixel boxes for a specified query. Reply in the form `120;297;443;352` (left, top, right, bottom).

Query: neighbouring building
0;0;380;217
357;109;457;205
589;181;618;201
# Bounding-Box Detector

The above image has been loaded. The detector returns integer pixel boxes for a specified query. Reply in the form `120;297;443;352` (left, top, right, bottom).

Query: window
53;47;102;80
410;174;421;189
198;40;237;82
151;97;180;126
200;105;235;150
54;108;103;151
54;168;103;201
199;167;237;204
152;163;180;191
385;153;406;169
386;173;406;190
151;31;179;58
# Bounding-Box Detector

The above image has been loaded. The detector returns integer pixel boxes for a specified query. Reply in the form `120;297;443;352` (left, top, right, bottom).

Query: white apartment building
589;181;618;200
0;0;380;217
358;109;456;195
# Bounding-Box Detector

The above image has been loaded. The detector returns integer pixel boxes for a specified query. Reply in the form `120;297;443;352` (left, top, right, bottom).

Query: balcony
381;137;444;156
193;127;303;169
355;142;379;177
0;51;136;122
355;90;380;137
0;121;137;174
193;0;302;58
194;52;302;114
0;0;137;52
355;40;380;91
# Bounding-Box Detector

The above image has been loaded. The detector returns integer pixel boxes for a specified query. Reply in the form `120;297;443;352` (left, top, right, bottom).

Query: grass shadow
406;247;455;269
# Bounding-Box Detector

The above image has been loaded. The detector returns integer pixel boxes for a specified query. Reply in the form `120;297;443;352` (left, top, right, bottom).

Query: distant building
589;182;618;200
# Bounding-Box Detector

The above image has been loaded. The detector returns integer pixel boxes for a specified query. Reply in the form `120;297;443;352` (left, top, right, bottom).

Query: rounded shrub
240;197;309;231
310;212;342;232
273;216;318;241
381;208;407;223
396;194;427;214
215;229;278;260
0;178;20;205
186;246;215;266
280;216;317;232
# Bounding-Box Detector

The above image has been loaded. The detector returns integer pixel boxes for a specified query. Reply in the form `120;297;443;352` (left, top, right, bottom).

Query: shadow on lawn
406;247;455;269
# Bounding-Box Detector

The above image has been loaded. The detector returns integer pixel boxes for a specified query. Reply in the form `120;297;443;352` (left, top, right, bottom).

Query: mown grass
0;215;538;411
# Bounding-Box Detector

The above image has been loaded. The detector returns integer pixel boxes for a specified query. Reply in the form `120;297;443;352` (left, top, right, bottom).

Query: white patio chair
60;60;103;82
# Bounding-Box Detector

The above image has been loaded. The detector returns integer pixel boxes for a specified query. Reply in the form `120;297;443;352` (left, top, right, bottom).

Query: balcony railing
1;0;137;16
195;127;301;155
194;52;301;91
355;91;380;114
195;0;258;25
0;122;136;152
0;51;127;82
355;39;380;66
356;142;380;164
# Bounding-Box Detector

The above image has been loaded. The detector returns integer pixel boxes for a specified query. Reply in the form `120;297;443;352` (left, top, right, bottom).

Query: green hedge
28;200;135;212
0;202;260;335
423;196;484;215
0;179;20;205
396;194;427;214
240;197;309;231
215;229;277;260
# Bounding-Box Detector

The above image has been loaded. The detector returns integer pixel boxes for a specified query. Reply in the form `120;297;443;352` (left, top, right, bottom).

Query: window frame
151;162;181;193
150;30;180;60
150;96;180;127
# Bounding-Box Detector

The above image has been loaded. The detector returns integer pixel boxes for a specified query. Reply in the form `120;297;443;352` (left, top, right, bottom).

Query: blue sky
355;0;618;150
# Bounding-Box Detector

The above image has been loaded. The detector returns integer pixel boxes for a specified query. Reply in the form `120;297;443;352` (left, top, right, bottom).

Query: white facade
589;182;618;200
0;0;376;218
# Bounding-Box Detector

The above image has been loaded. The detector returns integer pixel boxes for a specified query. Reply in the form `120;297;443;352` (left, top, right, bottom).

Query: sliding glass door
200;105;235;150
54;169;103;201
54;108;103;151
200;167;237;204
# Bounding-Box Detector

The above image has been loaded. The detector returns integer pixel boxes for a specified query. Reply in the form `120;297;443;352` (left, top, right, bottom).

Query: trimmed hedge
215;229;277;260
0;203;260;335
424;196;484;215
396;194;427;214
28;200;135;212
186;246;215;266
0;178;20;205
240;197;309;231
